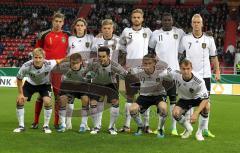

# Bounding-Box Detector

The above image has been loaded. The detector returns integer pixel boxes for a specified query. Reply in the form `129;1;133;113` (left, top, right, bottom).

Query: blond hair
191;14;203;23
131;9;144;16
101;19;114;26
32;48;45;57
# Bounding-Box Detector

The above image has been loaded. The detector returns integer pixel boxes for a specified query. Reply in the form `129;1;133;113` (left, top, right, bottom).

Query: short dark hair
143;53;157;63
70;53;82;61
180;59;192;67
162;12;172;19
98;47;110;55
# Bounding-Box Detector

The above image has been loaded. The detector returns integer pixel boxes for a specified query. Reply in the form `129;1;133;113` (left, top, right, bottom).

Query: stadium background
0;0;240;153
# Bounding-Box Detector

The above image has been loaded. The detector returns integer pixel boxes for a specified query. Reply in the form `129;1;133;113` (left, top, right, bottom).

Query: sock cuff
44;106;52;110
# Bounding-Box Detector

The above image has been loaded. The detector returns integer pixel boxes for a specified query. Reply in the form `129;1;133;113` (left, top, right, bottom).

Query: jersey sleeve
91;37;98;52
49;60;57;69
16;64;27;80
209;36;217;57
199;81;209;100
178;36;186;54
111;61;128;77
148;31;157;49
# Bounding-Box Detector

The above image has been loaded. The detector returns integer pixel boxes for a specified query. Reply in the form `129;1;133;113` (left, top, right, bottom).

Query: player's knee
59;95;68;106
43;96;52;107
129;103;139;116
81;96;89;107
111;99;119;106
172;108;181;120
205;102;210;111
90;101;98;115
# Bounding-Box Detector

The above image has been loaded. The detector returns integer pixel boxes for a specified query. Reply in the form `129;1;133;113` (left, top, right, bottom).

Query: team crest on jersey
85;42;90;48
173;34;178;39
62;37;66;43
202;43;206;49
189;88;194;93
143;33;147;38
156;78;161;82
112;44;116;50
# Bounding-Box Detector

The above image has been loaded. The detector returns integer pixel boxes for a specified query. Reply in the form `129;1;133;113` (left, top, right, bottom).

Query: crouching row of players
13;47;210;141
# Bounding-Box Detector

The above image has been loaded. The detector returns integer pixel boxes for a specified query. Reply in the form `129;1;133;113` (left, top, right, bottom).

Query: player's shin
80;105;89;128
170;103;177;130
124;100;132;128
43;105;52;127
66;103;74;129
90;103;98;128
176;115;193;132
34;97;43;124
130;111;143;128
142;108;150;127
109;102;120;129
59;106;66;127
16;104;24;127
97;101;104;128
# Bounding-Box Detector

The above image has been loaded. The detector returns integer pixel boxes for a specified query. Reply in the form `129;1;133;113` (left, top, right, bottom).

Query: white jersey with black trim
17;60;57;85
91;34;121;62
68;34;94;60
120;27;152;67
85;60;128;85
130;67;166;96
149;27;185;70
179;33;217;78
165;70;209;100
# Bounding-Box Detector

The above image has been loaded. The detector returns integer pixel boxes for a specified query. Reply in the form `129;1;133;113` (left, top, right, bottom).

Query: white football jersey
165;70;209;100
130;67;166;96
120;27;152;67
149;27;185;70
17;60;57;85
85;60;128;85
68;34;94;60
179;33;217;78
91;34;121;62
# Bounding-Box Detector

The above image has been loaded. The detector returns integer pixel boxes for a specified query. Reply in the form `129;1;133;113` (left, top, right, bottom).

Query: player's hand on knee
17;94;26;105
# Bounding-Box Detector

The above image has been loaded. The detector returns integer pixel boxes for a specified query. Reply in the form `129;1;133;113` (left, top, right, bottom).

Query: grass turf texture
0;87;239;153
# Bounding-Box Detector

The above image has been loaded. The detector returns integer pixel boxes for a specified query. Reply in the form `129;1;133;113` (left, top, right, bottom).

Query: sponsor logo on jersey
174;34;178;39
202;43;206;49
85;42;90;48
62;37;66;43
143;33;147;38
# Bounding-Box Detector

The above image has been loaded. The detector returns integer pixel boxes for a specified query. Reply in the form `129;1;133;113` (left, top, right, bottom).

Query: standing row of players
13;8;220;141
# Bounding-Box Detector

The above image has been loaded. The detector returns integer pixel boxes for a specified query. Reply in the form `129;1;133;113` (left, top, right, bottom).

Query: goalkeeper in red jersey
32;12;70;129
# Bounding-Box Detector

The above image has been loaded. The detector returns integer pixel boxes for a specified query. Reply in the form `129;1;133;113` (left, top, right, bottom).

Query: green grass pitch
0;87;239;153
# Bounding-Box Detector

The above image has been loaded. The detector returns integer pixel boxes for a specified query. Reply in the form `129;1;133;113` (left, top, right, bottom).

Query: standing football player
33;12;70;129
65;18;93;130
179;14;220;140
149;12;185;136
119;8;152;133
